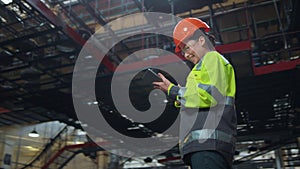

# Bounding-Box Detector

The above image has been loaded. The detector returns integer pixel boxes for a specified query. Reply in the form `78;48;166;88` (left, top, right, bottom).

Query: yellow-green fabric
168;51;236;108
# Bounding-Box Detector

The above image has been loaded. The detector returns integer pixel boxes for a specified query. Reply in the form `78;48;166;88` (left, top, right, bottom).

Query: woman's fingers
157;73;166;81
153;73;171;92
152;81;163;87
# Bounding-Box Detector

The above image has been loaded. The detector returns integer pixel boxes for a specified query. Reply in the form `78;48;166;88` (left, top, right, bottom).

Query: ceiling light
28;129;39;138
1;0;12;4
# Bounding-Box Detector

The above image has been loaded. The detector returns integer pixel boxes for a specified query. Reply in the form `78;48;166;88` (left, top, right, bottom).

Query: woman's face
181;36;206;64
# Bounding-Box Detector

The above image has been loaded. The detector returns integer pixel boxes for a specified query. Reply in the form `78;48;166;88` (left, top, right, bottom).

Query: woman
153;18;237;169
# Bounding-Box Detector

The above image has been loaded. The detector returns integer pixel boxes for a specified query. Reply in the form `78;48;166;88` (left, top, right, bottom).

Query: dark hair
188;28;216;47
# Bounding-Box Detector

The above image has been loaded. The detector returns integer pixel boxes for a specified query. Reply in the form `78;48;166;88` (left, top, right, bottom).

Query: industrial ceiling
0;0;300;168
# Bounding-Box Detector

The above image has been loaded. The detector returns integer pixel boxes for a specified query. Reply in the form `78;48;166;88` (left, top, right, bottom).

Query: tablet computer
141;68;162;85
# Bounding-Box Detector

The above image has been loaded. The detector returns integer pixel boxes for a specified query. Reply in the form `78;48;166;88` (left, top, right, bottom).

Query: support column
275;148;283;169
97;151;109;169
1;139;14;169
107;152;120;169
297;137;300;151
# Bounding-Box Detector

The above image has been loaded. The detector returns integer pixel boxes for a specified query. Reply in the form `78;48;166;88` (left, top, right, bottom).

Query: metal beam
253;59;300;75
56;0;92;33
80;0;106;25
80;0;132;61
0;28;58;47
25;0;86;46
25;0;116;72
215;40;251;54
234;137;297;165
132;0;144;11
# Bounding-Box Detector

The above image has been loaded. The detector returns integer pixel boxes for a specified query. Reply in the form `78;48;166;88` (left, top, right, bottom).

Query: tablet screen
141;68;162;85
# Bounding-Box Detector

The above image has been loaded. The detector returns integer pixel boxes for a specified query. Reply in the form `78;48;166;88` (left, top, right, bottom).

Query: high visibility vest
168;51;236;108
167;51;237;166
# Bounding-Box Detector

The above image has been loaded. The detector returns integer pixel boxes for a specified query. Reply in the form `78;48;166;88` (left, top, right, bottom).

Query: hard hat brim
174;33;193;53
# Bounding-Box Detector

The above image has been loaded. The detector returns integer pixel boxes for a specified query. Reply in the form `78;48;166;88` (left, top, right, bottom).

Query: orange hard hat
173;17;210;53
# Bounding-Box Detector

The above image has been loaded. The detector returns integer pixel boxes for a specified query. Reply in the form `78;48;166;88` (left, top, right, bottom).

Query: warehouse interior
0;0;300;168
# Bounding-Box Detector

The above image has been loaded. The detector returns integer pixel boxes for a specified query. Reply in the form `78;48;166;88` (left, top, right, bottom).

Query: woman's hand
152;73;171;92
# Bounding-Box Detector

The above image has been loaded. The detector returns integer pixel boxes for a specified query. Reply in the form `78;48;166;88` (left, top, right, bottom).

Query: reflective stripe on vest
197;83;235;106
182;129;235;145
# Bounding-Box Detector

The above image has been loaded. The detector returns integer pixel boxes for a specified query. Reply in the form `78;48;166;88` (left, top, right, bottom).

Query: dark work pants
184;151;230;169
